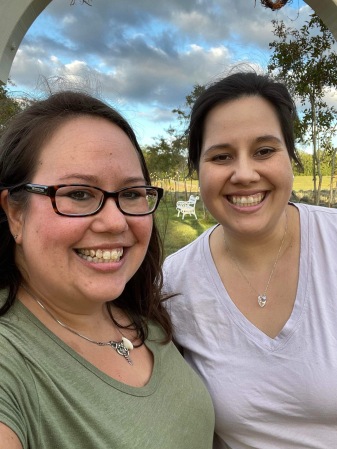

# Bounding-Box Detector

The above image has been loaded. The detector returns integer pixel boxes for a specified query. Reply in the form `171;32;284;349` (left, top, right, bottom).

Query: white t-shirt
163;203;337;449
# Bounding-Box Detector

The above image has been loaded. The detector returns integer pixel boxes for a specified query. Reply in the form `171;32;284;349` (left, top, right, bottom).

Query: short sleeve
0;336;37;449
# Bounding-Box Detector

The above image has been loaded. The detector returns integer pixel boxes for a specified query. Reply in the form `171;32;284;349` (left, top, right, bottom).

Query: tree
268;13;337;204
143;127;188;180
70;0;92;5
323;141;337;206
171;84;206;178
172;84;205;153
0;83;22;131
293;150;312;176
144;84;205;180
173;84;206;123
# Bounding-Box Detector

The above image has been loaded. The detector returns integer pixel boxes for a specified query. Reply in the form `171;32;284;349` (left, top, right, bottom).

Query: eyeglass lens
55;186;158;215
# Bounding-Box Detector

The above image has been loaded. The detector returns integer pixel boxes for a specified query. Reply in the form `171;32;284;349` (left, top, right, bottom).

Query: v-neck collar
205;203;310;351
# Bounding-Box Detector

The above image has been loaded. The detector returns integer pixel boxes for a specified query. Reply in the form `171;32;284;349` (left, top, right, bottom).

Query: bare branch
70;0;92;6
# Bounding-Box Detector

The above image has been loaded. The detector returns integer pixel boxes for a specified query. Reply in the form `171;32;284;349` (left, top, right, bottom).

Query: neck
18;284;113;335
221;209;290;264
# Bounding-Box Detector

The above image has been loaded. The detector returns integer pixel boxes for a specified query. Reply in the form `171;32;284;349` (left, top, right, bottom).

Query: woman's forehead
34;116;144;183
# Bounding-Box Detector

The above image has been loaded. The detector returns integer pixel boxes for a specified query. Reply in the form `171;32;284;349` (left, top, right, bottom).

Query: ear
0;190;24;243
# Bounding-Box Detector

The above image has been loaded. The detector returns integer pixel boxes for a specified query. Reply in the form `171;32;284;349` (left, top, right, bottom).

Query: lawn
155;197;216;256
293;175;333;191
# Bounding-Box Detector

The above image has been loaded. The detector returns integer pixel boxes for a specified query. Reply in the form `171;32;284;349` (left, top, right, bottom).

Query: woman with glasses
0;91;214;449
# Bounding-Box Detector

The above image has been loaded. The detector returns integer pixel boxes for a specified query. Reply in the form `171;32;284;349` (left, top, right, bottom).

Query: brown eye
58;188;95;201
255;147;275;157
211;153;232;163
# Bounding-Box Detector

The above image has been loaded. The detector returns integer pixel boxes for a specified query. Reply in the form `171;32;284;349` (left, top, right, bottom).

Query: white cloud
6;0;323;145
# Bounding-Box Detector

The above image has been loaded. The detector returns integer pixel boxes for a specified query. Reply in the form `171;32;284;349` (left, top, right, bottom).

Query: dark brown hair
0;90;172;343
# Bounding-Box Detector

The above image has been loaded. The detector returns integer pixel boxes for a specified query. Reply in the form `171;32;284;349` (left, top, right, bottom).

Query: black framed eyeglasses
9;183;164;217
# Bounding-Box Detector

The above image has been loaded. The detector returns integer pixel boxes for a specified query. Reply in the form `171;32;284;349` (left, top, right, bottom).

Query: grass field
156;199;216;256
293;176;334;191
156;176;336;256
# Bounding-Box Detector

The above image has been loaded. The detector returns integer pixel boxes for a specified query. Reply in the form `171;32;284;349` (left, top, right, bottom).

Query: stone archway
306;0;337;37
0;0;50;83
0;0;337;84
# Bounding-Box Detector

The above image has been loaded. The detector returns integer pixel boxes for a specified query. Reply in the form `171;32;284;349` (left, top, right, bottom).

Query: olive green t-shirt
0;293;215;448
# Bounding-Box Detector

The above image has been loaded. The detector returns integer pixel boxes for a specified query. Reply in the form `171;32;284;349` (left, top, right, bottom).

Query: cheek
128;216;153;244
278;160;294;188
23;212;83;251
199;166;222;197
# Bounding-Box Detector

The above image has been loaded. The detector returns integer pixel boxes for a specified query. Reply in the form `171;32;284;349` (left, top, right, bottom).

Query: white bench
176;195;199;220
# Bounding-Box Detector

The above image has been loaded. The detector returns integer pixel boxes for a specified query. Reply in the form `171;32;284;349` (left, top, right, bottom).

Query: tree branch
70;0;92;6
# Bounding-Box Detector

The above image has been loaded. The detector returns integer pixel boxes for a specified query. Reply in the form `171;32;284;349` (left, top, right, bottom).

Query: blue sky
8;0;312;146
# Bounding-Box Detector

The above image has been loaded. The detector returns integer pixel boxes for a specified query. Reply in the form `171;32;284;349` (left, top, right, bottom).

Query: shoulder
0;304;33;374
147;321;167;341
295;202;337;228
0;327;35;447
162;225;218;298
295;202;337;215
293;203;337;257
0;288;8;308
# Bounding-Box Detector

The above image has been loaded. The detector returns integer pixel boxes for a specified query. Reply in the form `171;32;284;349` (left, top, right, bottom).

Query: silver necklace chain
224;211;288;308
22;286;134;365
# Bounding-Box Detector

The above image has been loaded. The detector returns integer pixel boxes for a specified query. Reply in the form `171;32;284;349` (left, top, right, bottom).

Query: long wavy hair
0;90;172;343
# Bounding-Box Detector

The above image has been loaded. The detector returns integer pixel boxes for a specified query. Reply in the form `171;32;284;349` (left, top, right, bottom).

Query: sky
8;0;313;147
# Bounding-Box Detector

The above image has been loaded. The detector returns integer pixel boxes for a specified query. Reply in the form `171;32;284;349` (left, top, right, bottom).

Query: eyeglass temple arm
24;184;50;195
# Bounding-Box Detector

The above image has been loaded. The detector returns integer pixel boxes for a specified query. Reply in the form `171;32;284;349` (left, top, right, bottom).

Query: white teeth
229;193;265;207
76;248;123;263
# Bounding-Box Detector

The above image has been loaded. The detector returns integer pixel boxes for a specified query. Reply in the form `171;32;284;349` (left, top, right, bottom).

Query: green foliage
171;84;206;157
268;13;337;204
0;84;22;129
172;84;206;123
294;150;333;176
143;130;187;179
269;15;337;101
144;84;205;180
293;151;312;175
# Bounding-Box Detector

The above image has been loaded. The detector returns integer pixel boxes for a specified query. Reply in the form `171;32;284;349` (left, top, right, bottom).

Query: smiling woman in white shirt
163;70;337;449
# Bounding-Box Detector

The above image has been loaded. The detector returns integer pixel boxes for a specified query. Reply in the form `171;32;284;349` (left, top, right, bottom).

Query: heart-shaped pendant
258;295;267;308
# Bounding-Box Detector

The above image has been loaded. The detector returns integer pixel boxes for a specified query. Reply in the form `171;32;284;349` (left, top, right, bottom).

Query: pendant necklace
21;286;134;365
224;211;288;308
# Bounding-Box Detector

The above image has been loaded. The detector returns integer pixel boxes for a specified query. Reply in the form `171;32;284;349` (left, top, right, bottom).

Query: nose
230;156;260;185
91;197;129;233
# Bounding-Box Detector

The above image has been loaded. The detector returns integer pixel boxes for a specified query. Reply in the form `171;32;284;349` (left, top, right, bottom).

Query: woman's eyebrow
202;135;284;154
255;135;283;145
203;143;232;153
58;174;146;184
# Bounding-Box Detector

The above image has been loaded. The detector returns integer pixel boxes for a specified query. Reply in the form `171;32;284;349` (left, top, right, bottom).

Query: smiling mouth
227;192;266;207
75;248;123;263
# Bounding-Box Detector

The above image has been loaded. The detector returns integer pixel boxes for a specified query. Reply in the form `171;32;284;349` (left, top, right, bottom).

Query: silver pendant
109;339;133;365
258;295;267;308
